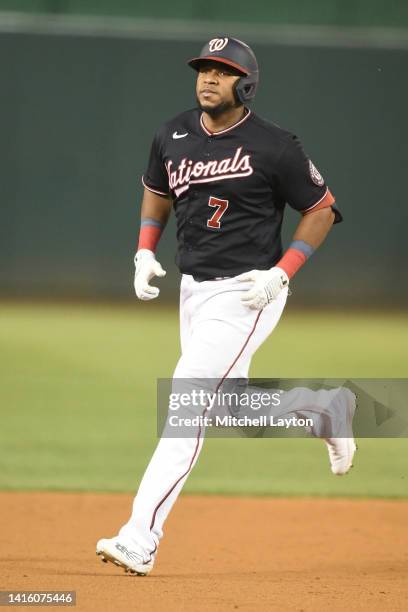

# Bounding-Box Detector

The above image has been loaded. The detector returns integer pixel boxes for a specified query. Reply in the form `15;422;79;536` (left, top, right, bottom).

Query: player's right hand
134;249;166;301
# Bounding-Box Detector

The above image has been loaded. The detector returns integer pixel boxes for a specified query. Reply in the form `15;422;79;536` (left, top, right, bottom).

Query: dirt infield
1;492;407;611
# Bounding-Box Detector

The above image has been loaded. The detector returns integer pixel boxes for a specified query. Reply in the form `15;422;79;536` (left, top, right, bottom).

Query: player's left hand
237;266;289;310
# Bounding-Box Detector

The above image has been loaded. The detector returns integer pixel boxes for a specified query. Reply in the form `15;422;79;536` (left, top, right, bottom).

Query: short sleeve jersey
143;108;340;281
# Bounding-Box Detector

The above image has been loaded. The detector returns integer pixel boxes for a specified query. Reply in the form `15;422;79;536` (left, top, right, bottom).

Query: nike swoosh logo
173;131;188;139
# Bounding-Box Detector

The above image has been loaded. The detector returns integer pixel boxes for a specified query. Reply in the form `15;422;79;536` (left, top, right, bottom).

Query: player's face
196;61;242;117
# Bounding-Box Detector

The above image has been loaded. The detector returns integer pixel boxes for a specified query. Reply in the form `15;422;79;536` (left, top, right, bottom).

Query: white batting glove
237;266;289;310
134;249;166;301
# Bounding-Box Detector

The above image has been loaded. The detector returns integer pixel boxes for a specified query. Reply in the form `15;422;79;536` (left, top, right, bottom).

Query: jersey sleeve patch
308;160;325;186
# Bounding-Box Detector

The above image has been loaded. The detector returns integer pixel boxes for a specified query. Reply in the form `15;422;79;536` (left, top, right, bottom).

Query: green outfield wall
1;0;408;28
1;28;407;305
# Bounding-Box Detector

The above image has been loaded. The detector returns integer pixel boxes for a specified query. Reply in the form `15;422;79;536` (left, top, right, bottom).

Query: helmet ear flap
234;75;259;104
232;78;243;105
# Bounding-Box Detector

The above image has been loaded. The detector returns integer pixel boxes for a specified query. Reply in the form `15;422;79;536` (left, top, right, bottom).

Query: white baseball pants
119;274;288;554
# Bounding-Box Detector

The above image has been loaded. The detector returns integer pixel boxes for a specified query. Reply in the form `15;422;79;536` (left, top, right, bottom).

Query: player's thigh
175;284;287;379
245;286;288;355
173;310;279;380
174;318;250;379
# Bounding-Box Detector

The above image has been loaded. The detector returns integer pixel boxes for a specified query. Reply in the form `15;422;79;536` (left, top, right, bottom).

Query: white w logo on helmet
208;38;229;52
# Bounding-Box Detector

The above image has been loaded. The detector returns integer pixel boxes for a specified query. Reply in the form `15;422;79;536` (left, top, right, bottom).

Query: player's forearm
140;188;172;226
277;207;335;279
137;188;172;253
293;206;335;249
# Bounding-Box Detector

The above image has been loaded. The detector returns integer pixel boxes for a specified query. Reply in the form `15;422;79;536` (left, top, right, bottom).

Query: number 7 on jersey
207;196;229;229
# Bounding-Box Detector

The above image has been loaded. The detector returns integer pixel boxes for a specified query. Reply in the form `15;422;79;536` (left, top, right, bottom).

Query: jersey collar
200;108;251;136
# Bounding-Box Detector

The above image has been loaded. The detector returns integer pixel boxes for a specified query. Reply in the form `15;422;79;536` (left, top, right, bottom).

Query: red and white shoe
96;536;155;576
324;388;357;475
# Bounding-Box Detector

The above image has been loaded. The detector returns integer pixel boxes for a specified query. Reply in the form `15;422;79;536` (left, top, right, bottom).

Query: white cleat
96;537;155;576
324;388;357;476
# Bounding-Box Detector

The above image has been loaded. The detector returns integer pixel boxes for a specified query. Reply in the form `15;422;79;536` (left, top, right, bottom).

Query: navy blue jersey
143;108;339;280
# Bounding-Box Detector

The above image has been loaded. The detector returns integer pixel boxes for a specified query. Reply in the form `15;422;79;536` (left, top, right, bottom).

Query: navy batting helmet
188;37;259;104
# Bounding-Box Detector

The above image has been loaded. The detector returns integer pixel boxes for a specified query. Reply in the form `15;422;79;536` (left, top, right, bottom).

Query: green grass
0;302;407;497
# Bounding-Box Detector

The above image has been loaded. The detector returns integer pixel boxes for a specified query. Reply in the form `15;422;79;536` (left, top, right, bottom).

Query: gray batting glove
134;249;166;301
237;266;289;310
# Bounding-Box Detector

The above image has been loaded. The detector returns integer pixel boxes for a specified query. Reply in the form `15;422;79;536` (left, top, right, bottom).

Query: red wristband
276;248;307;279
137;222;163;252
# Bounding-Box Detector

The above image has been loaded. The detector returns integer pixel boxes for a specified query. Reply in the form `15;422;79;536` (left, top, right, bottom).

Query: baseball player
96;37;356;575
